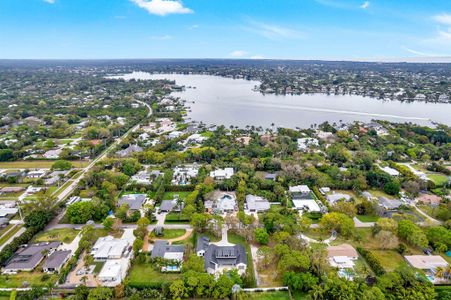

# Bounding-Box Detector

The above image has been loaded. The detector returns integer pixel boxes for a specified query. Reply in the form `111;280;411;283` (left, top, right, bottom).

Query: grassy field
428;174;448;186
0;225;23;246
0;160;90;169
0;271;57;288
150;228;186;239
242;291;292;300
164;212;190;224
162;191;191;200
32;228;79;244
127;263;181;286
371;250;406;272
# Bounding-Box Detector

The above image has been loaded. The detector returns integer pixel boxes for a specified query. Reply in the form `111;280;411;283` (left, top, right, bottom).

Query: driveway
212;225;233;246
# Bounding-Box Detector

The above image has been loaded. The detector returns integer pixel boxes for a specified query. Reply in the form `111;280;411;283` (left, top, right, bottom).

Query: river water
107;72;451;129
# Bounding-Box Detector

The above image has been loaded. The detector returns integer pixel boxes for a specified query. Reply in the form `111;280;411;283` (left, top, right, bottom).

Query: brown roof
416;194;442;205
0;187;25;193
327;243;358;258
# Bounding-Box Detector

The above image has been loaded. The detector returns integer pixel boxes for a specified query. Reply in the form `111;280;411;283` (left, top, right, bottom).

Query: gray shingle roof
196;236;210;253
151;240;185;259
204;244;247;270
118;194;146;210
4;242;60;271
43;250;71;270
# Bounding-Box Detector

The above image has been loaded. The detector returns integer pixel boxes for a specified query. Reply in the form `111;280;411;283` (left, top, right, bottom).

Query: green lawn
127;263;181;287
243;291;292;300
94;261;105;273
32;228;79;244
0;271;57;288
150;228;186;239
427;174;448;187
0;225;23;246
371;250;407;272
164;212;190;224
162;191;191;200
356;215;379;222
0;160;90;169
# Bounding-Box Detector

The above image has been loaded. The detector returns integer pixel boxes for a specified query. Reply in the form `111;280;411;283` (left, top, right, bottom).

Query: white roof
297;138;319;150
380;166;400;176
405;255;448;270
218;194;236;211
292;199;321;212
210;168;234;179
327;193;351;204
289;185;311;193
164;252;184;261
99;260;122;279
92;236;129;259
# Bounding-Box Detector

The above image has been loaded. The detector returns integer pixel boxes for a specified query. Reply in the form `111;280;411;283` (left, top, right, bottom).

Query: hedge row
165;185;195;192
357;247;385;276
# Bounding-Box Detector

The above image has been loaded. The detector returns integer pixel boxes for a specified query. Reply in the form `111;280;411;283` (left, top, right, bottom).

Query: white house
93;230;135;287
297;138;319;151
245;195;270;213
326;193;351;205
210;168;234;180
292;199;321;212
26;169;47;179
289;185;312;199
215;193;237;213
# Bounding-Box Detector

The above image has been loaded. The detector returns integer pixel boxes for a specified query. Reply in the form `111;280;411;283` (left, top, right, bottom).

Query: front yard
32;228;79;244
150;228;186;239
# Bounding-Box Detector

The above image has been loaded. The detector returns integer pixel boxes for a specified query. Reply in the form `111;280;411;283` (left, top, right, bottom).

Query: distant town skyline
0;0;451;61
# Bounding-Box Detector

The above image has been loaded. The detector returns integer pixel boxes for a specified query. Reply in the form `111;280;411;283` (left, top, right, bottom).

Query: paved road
0;226;26;252
412;204;442;226
47;222;192;231
45;100;152;230
353;217;375;228
54;99;152;205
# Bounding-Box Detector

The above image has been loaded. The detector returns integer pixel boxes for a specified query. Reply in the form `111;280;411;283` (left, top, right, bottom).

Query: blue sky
0;0;450;60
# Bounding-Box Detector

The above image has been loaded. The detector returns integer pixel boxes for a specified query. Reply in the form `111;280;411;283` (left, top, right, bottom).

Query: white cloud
425;13;451;46
229;50;248;58
188;24;199;30
131;0;193;16
250;55;265;59
244;21;302;40
360;1;370;9
150;34;173;40
43;0;55;3
402;46;437;57
433;13;451;26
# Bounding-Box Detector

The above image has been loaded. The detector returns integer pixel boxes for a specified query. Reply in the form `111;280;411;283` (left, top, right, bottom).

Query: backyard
127;263;181;287
371;250;406;272
0;271;57;288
